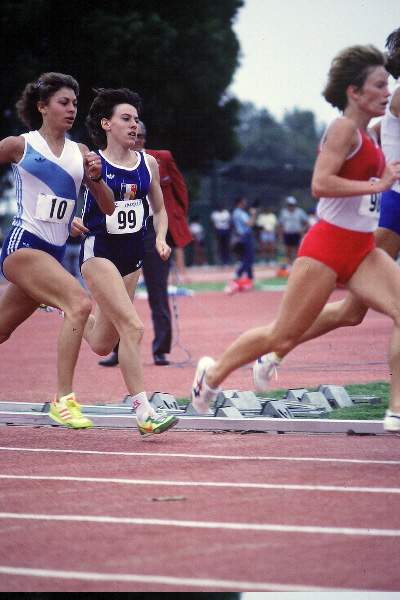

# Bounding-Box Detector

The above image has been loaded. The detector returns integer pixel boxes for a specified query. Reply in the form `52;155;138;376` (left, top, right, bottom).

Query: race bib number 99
35;193;75;224
106;199;144;234
358;178;381;219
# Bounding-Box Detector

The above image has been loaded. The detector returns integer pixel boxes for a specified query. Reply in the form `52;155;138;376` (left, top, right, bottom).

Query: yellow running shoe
49;393;93;429
136;409;179;437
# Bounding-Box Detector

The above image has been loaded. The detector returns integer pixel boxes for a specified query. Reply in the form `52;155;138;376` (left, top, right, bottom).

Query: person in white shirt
278;196;308;266
256;205;278;264
211;204;232;265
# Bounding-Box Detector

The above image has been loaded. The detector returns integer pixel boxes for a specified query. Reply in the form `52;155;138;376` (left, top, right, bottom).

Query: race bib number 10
106;199;144;234
35;193;75;224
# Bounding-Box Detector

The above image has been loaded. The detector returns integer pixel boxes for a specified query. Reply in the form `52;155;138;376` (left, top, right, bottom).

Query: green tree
233;103;321;170
0;0;243;171
212;103;322;210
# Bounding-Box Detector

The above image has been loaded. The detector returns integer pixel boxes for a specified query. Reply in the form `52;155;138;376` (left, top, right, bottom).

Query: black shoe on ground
153;353;170;366
98;352;119;367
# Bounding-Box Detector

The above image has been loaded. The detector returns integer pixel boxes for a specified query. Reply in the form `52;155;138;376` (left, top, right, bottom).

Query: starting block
350;395;382;405
185;403;215;416
318;385;354;408
214;390;237;409
217;390;263;416
261;400;294;418
149;392;181;412
302;391;333;413
285;389;309;402
215;406;244;418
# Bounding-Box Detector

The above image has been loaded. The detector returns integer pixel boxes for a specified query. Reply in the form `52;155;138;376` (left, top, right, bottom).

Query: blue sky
229;0;399;127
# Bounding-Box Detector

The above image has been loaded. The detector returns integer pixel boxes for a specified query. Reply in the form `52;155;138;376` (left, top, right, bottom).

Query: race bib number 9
106;199;144;234
35;193;75;224
358;178;381;219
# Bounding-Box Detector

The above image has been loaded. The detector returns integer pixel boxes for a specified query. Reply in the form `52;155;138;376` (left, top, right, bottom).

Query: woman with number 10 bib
75;87;179;437
0;72;114;429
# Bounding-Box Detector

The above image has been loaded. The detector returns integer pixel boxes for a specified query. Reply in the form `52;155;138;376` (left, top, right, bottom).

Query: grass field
261;381;390;420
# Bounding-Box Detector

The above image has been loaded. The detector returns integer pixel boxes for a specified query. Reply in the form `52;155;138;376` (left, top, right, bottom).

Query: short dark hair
86;88;142;149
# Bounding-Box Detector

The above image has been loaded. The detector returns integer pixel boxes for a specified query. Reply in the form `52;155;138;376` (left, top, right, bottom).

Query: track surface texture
0;428;399;592
1;266;399;592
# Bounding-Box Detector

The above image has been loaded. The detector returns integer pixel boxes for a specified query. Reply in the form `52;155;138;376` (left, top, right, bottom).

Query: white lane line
0;474;399;494
0;565;374;592
0;447;398;466
0;512;399;537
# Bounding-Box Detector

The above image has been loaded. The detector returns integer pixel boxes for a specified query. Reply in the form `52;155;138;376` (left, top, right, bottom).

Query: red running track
0;426;399;592
0;276;399;591
0;284;392;404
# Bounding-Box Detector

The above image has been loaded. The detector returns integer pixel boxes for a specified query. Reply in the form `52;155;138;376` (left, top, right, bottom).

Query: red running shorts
297;219;375;284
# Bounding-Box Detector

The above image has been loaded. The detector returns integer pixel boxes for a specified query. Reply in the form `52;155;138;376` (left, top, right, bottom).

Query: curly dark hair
86;88;142;149
322;45;386;112
386;27;400;80
15;72;79;130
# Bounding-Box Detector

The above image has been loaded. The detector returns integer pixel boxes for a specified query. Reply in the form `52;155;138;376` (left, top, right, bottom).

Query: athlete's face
38;87;77;131
355;66;391;118
102;104;139;149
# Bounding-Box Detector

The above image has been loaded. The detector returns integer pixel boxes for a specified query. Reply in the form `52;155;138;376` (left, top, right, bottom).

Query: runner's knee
66;295;92;325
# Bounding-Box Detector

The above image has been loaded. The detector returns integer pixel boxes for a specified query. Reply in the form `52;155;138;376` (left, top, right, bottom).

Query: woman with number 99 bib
0;72;114;429
76;87;179;437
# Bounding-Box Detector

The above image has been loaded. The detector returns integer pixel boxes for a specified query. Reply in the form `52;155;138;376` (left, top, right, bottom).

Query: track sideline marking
0;512;399;537
1;446;399;466
0;474;399;494
0;565;375;592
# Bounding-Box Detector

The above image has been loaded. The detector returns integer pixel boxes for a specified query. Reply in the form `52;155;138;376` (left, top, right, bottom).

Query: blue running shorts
0;226;66;279
80;233;144;277
378;189;400;236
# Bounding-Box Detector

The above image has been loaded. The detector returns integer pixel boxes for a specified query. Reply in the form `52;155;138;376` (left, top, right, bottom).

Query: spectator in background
99;119;193;367
189;215;206;265
225;196;257;293
143;126;193;285
211;204;232;265
278;196;308;267
256;205;278;265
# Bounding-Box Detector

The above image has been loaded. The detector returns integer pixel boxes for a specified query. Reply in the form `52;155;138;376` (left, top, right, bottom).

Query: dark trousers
141;221;172;356
216;229;231;265
235;230;255;280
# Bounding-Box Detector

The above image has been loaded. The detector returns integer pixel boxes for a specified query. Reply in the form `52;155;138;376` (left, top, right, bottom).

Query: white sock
132;392;152;422
387;409;400;417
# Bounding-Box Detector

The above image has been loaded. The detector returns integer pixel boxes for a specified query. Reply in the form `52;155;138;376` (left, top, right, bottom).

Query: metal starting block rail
0;384;386;434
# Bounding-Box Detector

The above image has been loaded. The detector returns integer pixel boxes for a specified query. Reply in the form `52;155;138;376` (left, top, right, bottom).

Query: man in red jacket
99;120;193;367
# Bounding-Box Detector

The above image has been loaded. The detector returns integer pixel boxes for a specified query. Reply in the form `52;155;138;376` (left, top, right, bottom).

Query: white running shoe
191;356;219;414
383;409;400;433
252;352;282;394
